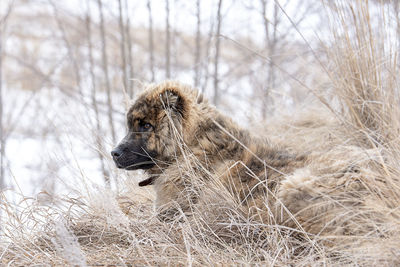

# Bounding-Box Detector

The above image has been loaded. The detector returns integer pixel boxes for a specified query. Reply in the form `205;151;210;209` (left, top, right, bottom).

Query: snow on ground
3;87;118;199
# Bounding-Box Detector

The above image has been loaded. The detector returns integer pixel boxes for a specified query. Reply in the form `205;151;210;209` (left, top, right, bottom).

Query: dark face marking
111;130;157;170
111;88;187;185
111;102;158;171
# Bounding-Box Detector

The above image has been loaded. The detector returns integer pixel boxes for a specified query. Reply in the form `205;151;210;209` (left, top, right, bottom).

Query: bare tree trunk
97;0;116;144
0;1;13;192
260;0;278;120
147;0;155;82
260;0;270;44
124;0;134;97
396;2;400;34
85;2;110;187
393;1;400;61
0;37;4;233
260;0;269;120
49;0;84;100
171;3;178;77
194;0;201;87
213;0;223;106
0;21;4;192
165;0;171;78
117;0;128;95
267;3;279;114
201;14;214;94
0;1;13;233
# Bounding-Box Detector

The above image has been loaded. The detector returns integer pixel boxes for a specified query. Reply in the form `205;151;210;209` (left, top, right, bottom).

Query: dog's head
111;81;202;176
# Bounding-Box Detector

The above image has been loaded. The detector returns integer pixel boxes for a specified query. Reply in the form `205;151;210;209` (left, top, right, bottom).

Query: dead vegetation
2;1;400;266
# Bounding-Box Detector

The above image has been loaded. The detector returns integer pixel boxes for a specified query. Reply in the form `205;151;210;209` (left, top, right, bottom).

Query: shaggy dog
112;81;364;234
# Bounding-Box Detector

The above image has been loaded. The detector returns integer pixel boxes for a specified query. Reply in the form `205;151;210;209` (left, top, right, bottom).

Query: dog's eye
139;122;153;132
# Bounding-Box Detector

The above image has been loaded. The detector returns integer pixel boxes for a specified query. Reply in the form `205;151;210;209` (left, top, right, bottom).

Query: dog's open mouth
114;156;155;170
124;160;155;170
138;176;157;186
112;147;157;171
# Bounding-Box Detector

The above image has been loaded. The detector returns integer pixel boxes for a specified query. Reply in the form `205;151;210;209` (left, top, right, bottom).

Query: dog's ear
160;89;186;117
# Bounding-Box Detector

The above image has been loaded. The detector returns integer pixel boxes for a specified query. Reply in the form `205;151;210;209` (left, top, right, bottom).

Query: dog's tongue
138;176;156;187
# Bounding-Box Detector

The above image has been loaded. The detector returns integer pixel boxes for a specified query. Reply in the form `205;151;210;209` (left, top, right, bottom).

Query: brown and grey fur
112;81;366;234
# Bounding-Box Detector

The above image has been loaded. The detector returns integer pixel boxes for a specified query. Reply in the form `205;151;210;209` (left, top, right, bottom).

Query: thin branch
194;0;201;87
97;0;116;144
165;0;171;78
124;0;134;97
85;0;110;187
213;0;223;106
0;0;15;191
147;0;155;82
48;0;84;100
117;0;128;95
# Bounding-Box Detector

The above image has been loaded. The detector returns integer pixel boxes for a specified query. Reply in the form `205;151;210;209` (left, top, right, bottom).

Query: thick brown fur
115;81;368;236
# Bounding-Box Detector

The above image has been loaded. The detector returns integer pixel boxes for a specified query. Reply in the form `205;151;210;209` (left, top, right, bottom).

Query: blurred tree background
0;0;396;199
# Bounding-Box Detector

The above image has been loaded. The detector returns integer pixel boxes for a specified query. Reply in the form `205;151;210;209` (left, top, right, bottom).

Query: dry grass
2;1;400;266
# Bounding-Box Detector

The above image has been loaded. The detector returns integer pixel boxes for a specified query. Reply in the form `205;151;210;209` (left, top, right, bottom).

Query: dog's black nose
111;148;122;159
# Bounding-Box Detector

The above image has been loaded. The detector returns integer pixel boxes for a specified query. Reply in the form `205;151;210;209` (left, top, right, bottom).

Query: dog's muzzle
111;142;156;170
